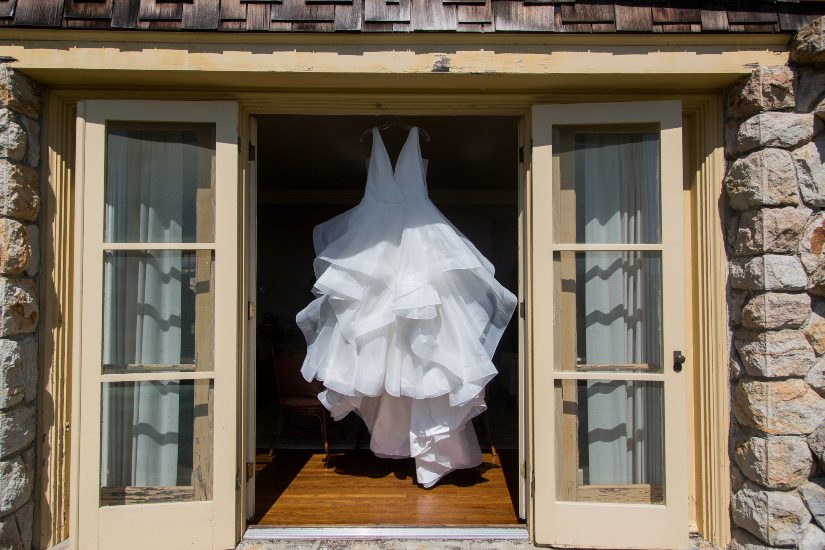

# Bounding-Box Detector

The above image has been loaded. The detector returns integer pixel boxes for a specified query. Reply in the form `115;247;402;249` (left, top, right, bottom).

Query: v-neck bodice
364;127;428;204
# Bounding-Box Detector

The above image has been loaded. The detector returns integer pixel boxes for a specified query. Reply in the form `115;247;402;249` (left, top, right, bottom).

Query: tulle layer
297;196;517;486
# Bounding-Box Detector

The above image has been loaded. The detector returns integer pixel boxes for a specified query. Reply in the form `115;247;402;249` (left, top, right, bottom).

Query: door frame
240;111;532;531
244;117;259;521
42;90;728;550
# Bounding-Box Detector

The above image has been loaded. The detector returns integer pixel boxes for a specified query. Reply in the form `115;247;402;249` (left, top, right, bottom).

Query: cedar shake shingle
3;0;824;34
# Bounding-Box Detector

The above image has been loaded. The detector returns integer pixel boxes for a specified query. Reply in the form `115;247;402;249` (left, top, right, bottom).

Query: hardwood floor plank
253;450;521;526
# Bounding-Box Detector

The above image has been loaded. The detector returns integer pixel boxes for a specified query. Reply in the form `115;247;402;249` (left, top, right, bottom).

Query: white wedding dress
296;127;517;487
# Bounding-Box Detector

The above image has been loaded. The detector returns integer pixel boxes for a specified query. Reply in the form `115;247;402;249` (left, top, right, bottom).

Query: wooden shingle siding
137;0;183;21
561;2;614;23
729;23;780;32
271;0;334;22
334;1;363;31
456;1;492;25
244;3;270;30
365;0;410;23
220;0;245;21
0;0;14;19
4;0;825;33
777;3;824;31
412;0;457;30
614;5;653;32
493;0;555;31
13;0;64;27
699;6;729;32
182;0;221;29
655;23;702;33
111;0;140;27
651;7;700;24
727;5;779;24
65;0;113;20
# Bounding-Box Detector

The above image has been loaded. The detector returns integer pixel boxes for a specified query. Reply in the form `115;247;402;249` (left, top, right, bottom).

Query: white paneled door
531;102;688;549
75;101;239;550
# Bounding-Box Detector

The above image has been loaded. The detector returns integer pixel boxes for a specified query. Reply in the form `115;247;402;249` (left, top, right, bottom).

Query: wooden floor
253;449;522;526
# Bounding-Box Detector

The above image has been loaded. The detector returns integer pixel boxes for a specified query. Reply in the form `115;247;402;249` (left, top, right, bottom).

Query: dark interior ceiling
256;115;520;205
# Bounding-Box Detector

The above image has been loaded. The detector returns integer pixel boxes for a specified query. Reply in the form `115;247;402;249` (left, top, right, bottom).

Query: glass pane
105;123;215;243
553;126;661;244
555;379;664;504
553;251;662;373
102;250;214;374
100;379;213;506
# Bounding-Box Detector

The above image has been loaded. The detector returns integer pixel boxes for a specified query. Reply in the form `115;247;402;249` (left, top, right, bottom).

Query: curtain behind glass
576;133;663;486
100;129;197;487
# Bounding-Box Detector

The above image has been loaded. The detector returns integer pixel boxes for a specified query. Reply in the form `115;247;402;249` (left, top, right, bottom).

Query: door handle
673;351;686;373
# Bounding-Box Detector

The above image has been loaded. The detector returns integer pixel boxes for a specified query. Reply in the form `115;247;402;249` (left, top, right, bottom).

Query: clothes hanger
359;116;432;143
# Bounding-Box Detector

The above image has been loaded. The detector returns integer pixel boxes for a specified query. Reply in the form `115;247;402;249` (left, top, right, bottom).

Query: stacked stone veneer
727;17;825;550
0;66;40;550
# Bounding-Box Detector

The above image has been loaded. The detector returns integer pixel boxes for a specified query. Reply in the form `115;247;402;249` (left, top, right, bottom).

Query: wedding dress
296;126;517;487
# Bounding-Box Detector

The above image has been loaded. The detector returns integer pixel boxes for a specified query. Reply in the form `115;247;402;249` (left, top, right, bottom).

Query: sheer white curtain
577;133;663;486
100;130;193;487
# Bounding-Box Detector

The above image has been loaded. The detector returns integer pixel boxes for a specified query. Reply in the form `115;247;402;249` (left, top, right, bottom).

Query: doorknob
673;351;686;373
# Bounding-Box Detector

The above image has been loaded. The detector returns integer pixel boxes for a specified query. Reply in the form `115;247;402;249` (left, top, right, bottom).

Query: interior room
251;115;522;526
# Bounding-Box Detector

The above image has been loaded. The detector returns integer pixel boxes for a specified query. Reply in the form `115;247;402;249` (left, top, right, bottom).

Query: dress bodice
364;127;428;203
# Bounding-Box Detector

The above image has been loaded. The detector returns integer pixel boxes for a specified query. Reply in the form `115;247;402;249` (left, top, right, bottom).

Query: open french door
75;101;240;550
530;102;688;549
244;116;258;521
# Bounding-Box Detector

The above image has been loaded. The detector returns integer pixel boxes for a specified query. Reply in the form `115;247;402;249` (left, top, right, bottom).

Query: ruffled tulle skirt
297;196;517;487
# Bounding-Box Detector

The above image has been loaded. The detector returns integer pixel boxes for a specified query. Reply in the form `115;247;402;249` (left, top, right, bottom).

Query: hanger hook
360;117;431;142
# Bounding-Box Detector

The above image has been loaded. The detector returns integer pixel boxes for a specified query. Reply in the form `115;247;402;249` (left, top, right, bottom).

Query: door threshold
242;526;529;541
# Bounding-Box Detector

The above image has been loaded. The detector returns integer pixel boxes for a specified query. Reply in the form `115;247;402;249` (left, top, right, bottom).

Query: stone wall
0;66;41;550
727;17;825;550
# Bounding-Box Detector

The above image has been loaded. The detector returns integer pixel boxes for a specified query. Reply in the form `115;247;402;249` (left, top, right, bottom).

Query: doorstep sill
242;526;529;541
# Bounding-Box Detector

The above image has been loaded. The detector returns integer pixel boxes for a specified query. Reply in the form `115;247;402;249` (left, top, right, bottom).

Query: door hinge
247;301;255;320
519;300;526;319
522;461;534;496
246;461;255;481
518;140;533;164
249;142;256;162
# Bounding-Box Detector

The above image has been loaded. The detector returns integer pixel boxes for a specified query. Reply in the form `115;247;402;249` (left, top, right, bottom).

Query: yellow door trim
41;90;728;549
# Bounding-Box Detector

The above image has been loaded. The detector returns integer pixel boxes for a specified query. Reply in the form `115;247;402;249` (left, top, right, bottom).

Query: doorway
248;115;524;527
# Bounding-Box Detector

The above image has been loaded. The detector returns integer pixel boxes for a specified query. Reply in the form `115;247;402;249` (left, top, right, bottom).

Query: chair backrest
271;349;324;398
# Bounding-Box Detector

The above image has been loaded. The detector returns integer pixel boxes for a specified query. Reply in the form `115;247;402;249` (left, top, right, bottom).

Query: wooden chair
482;411;498;458
270;349;330;464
